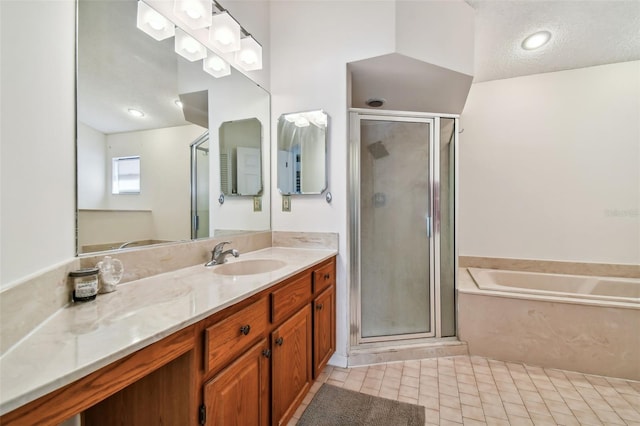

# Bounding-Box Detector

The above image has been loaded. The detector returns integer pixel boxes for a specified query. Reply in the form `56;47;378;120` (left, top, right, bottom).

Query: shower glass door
354;114;435;342
191;132;210;239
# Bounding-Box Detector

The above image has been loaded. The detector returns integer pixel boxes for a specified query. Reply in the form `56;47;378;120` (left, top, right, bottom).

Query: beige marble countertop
0;247;337;416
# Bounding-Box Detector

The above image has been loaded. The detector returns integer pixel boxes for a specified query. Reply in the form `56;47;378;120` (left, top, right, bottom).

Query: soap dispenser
97;256;124;293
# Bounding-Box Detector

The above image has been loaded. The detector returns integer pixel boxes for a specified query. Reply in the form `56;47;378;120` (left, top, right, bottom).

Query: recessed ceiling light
128;108;144;117
521;30;551;50
175;100;183;108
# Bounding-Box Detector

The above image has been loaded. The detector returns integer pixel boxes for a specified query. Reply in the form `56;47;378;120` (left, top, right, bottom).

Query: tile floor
290;355;640;425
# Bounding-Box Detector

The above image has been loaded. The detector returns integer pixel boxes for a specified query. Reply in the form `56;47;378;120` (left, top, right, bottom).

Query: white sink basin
213;259;287;276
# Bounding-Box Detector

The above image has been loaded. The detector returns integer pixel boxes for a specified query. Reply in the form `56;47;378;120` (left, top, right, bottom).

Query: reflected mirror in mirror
277;110;328;195
76;0;270;254
219;118;263;196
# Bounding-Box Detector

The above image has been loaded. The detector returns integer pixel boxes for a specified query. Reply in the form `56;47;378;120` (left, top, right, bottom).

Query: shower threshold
348;338;468;367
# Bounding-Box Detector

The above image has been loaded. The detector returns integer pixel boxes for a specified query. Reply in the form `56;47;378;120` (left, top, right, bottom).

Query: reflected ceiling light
521;30;552;50
175;100;183;108
294;117;310;127
175;28;207;61
203;53;231;78
173;0;212;29
136;1;174;40
309;111;327;127
235;36;262;71
208;12;241;53
284;113;299;123
128;108;145;117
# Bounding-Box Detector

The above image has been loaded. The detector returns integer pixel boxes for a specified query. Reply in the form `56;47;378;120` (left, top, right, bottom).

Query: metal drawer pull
239;325;251;335
262;349;271;358
275;337;284;346
316;303;324;310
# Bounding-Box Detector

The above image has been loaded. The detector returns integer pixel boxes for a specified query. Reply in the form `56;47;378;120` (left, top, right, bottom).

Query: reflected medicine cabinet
219;118;263;196
277;110;328;195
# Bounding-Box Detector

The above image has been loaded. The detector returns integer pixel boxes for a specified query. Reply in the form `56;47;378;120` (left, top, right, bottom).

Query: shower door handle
426;216;431;238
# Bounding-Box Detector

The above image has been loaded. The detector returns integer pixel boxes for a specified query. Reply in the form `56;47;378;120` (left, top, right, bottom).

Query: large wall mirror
277;110;328;195
76;0;270;254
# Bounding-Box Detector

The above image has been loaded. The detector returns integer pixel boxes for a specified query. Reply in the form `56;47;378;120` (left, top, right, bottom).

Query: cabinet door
203;339;269;426
313;285;335;378
271;305;312;426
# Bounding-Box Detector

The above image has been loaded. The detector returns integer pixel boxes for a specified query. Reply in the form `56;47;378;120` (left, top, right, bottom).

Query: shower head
367;141;389;159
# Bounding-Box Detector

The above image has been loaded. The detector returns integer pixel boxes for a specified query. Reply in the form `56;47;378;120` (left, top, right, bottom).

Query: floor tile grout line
294;356;640;426
454;355;487;424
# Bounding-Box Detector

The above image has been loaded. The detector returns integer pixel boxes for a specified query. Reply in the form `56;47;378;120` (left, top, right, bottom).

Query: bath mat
297;383;425;426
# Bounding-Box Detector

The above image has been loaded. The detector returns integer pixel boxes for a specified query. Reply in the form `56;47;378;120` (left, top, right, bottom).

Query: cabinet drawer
313;259;335;294
205;298;269;374
271;274;312;324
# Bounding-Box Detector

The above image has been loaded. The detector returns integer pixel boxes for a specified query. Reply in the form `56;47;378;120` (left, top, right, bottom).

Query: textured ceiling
78;0;190;134
467;0;640;82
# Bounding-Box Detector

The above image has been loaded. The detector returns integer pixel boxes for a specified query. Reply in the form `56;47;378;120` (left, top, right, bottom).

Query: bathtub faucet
205;241;239;267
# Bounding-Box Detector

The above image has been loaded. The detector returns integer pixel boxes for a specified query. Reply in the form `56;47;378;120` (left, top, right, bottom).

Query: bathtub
468;267;640;305
458;268;640;380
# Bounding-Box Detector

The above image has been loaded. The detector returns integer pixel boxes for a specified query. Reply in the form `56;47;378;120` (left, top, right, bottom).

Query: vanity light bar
173;0;212;30
234;35;262;71
175;28;208;62
208;11;241;53
203;53;231;78
136;1;175;41
136;0;262;78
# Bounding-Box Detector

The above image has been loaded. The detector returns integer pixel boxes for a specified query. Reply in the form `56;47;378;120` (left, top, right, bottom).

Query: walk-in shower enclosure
349;109;459;350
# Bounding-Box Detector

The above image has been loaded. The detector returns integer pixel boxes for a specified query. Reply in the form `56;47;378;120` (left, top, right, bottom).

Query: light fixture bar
203;53;231;78
234;35;262;71
173;0;212;29
136;1;175;41
175;28;208;61
208;11;241;53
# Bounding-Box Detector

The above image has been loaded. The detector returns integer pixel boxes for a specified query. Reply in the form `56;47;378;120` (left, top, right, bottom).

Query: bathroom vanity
0;248;336;426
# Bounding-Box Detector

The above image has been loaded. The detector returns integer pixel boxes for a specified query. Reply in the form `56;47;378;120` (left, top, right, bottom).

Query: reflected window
112;156;140;194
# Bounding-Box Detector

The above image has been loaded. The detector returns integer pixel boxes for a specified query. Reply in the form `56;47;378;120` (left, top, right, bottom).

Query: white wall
460;61;640;265
270;0;397;363
208;76;271;233
105;124;205;241
77;122;107;210
1;1;76;289
395;0;474;75
270;0;475;362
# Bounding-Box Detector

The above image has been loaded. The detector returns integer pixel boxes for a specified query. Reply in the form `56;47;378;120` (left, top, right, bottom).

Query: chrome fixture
118;240;141;249
136;0;263;77
205;241;239;266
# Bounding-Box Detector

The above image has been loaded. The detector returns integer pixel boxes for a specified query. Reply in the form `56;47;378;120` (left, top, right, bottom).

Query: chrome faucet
205;241;239;267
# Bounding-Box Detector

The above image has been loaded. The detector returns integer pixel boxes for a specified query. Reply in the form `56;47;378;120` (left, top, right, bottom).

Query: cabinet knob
316;303;323;310
324;273;330;280
239;325;251;336
262;349;271;358
275;337;284;346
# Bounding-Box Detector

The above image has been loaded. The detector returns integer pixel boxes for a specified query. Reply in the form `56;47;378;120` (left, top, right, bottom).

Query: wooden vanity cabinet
202;339;270;426
201;256;335;426
312;259;336;378
313;285;336;378
0;256;335;426
271;305;313;426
